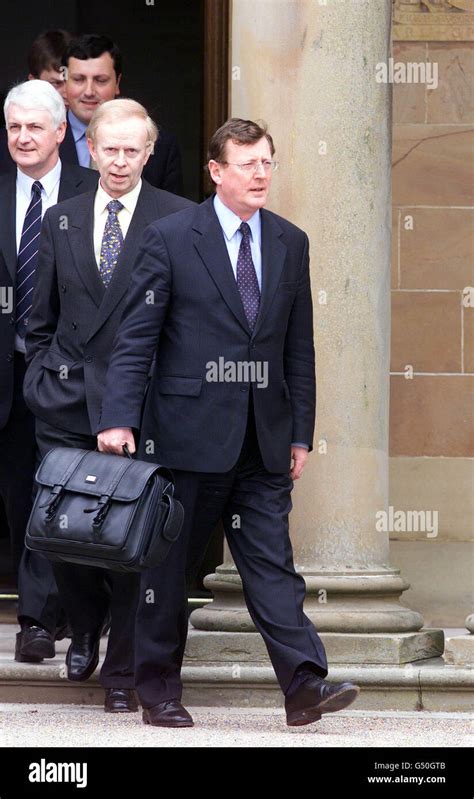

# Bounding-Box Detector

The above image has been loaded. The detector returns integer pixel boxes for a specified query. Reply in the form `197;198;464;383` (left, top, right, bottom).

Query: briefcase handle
123;444;134;459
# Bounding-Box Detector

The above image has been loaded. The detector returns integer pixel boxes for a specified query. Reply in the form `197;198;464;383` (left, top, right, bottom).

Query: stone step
0;624;472;711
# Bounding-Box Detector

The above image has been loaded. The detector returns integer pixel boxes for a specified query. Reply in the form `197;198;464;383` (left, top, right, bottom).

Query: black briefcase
25;447;184;572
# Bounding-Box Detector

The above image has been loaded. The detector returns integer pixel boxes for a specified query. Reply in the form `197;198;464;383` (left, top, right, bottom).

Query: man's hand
97;427;136;455
290;446;309;480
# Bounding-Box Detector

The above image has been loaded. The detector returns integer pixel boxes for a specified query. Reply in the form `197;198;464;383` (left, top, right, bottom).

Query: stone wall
389;7;473;626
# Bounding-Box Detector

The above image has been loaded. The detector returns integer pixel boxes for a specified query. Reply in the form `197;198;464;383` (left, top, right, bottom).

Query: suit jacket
0;163;98;429
97;196;316;474
23;180;193;434
59;120;184;196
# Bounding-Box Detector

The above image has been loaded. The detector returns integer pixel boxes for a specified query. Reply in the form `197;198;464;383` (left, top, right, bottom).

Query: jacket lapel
252;209;287;338
193;198;288;339
86;182;161;341
193;197;251;335
67;192;105;308
0;172;18;282
58;163;97;202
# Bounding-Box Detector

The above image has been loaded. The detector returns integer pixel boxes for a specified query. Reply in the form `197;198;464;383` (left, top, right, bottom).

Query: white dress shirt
93;179;142;268
15;159;62;251
15;159;62;352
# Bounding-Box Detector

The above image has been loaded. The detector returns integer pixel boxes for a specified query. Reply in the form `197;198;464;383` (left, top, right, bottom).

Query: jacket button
6;353;13;362
60;285;66;292
72;322;77;330
85;356;93;363
9;318;15;326
240;385;248;393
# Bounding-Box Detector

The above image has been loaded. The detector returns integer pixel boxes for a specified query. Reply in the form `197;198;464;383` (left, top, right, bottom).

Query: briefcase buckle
84;494;112;531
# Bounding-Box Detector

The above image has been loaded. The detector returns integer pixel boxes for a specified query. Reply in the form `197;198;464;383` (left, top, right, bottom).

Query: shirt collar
213;194;261;243
68;110;88;142
95;178;143;214
16;158;62;200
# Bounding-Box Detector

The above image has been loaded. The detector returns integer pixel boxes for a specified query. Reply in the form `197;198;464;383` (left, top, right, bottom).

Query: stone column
190;0;442;666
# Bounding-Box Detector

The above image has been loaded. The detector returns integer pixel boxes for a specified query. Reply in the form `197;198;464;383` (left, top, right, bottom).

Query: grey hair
4;80;66;129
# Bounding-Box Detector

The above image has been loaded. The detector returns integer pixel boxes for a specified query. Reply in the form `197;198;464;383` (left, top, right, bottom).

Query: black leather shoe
15;625;55;663
66;628;101;682
104;688;139;713
142;700;194;727
285;673;360;726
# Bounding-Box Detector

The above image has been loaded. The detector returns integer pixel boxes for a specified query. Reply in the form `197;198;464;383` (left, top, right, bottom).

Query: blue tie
99;200;124;287
236;221;260;331
16;180;43;338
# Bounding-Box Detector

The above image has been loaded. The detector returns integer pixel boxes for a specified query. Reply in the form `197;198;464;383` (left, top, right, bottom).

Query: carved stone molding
393;0;474;40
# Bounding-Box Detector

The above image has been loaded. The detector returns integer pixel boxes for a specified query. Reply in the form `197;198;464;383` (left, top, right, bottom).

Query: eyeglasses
219;159;279;173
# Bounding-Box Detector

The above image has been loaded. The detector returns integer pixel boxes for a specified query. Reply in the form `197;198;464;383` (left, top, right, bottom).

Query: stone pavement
0;704;471;747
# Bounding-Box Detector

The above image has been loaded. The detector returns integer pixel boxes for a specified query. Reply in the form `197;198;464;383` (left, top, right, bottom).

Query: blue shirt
213;194;262;290
68;110;90;168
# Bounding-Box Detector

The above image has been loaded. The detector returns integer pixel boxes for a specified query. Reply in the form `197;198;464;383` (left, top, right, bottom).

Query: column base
190;568;424;633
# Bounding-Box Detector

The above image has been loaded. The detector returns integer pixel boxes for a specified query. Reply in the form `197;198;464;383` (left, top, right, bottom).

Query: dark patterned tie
16;180;43;338
99;199;124;287
236;221;260;331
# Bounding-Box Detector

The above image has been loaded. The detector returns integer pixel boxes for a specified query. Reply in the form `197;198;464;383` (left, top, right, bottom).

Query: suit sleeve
283;233;316;450
96;224;172;433
25;210;60;366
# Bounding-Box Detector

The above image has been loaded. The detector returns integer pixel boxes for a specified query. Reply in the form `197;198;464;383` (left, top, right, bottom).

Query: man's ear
87;136;96;160
208;159;222;185
56;121;67;145
27;73;35;81
142;143;153;167
115;74;121;97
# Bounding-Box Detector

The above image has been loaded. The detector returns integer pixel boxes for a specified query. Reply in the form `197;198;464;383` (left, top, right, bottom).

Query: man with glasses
97;117;360;727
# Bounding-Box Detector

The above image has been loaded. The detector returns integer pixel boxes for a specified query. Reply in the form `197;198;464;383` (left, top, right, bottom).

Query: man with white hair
23;97;193;712
0;80;98;663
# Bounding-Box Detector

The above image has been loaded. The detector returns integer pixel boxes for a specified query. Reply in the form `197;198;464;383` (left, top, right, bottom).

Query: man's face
88;116;151;198
29;69;69;107
6;104;66;177
208;137;273;220
66;53;120;124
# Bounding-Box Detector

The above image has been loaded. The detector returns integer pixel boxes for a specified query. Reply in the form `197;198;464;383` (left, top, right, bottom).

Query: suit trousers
0;352;61;632
135;406;328;707
35;419;139;688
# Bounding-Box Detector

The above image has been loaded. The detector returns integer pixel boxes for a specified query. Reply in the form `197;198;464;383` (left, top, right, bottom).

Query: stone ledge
0;656;471;711
444;634;474;666
185;628;445;664
0;625;471;711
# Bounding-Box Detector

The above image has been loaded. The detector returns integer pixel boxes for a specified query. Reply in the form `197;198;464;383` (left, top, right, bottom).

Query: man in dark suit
58;34;183;195
0;79;97;662
24;97;192;713
97;118;360;727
